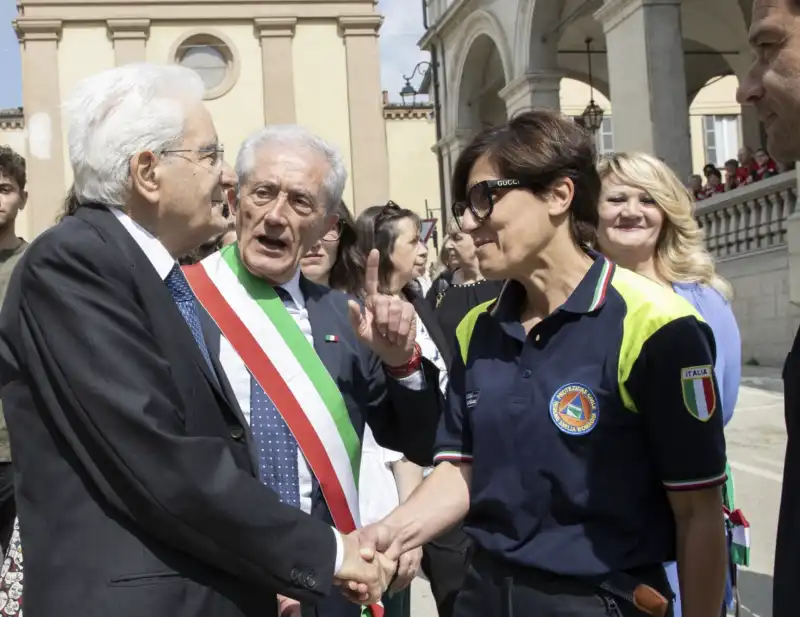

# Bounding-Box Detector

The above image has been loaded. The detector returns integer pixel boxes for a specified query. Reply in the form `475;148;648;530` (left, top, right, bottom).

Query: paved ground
408;369;786;617
725;374;784;617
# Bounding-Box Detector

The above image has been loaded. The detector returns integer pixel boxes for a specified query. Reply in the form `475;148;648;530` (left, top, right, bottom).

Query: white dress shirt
270;267;317;519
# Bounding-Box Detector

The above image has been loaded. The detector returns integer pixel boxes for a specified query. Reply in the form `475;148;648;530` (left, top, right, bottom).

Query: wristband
384;343;422;378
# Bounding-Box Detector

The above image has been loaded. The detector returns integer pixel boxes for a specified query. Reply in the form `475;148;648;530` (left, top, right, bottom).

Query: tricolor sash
183;245;383;617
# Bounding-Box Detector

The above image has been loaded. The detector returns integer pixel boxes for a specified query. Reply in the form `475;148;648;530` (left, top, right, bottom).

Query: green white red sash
183;245;383;617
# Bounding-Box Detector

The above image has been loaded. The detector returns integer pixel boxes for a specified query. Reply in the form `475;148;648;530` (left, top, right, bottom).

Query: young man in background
0;145;28;554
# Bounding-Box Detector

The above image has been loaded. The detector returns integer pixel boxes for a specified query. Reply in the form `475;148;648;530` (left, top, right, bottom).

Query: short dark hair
451;109;600;248
355;202;421;292
0;146;26;191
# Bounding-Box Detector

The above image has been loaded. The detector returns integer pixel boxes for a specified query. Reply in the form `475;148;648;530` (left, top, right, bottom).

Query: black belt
471;550;673;617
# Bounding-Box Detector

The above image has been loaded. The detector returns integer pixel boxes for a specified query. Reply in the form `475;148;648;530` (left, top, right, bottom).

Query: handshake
333;522;422;605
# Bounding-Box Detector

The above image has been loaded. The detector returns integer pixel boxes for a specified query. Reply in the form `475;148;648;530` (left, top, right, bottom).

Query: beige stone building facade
0;0;441;247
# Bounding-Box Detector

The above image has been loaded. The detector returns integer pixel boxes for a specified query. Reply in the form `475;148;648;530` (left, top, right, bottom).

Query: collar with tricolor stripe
488;251;615;320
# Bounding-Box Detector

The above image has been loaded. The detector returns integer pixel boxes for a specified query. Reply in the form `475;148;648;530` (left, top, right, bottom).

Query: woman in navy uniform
358;110;728;617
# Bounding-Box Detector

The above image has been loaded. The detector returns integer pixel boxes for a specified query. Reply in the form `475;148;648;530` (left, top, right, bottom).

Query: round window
178;44;228;91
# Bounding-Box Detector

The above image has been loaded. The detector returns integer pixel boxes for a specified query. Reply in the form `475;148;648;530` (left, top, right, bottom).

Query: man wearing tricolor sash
184;126;443;617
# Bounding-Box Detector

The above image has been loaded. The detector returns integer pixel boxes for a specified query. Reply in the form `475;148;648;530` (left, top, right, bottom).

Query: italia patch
549;383;599;436
681;365;716;421
466;389;480;409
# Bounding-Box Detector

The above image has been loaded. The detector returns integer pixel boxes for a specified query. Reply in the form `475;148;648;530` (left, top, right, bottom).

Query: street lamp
399;61;432;105
400;57;447;233
580;38;604;133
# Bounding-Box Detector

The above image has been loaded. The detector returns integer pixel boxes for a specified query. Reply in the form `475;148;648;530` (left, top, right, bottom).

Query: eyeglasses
322;221;342;242
451;179;526;229
158;145;225;169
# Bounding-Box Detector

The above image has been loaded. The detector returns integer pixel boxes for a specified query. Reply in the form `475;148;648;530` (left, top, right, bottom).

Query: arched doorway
456;34;508;133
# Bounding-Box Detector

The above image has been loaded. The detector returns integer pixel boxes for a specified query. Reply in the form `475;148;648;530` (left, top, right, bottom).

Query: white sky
377;0;431;103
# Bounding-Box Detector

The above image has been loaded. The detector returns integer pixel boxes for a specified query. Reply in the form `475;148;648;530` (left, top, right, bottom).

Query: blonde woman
595;152;743;617
595;153;740;426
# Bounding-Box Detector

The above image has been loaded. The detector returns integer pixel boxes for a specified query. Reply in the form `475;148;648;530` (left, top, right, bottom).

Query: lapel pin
324;335;339;343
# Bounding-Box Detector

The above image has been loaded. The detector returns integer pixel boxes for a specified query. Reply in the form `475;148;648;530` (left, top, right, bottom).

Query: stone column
107;19;150;66
499;71;563;117
14;19;66;238
255;17;298;125
338;15;389;213
595;0;692;180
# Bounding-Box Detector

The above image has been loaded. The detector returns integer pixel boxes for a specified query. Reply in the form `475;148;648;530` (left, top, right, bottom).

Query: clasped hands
333;523;421;605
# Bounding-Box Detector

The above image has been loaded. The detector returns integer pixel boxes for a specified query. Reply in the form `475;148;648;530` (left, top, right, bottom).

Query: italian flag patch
681;365;716;421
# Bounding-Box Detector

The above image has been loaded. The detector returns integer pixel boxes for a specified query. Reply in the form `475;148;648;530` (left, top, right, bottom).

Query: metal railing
695;170;797;259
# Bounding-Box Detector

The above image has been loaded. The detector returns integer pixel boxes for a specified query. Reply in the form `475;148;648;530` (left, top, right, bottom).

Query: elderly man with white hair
182;125;444;617
0;64;394;617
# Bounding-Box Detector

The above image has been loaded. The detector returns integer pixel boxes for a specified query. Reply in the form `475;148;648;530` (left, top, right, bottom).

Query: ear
129;151;161;205
547;178;575;218
226;189;238;217
19;190;27;211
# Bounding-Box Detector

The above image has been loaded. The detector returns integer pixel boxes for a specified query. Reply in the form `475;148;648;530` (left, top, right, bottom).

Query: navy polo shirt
433;254;727;576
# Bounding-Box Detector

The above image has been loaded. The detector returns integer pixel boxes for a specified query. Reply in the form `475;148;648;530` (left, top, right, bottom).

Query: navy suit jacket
203;275;445;617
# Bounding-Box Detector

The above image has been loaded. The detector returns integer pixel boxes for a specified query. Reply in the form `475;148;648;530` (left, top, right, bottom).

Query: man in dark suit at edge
738;1;800;615
0;63;423;617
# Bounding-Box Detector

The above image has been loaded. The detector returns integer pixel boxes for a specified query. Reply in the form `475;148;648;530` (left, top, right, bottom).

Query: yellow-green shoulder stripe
455;299;496;364
612;267;707;412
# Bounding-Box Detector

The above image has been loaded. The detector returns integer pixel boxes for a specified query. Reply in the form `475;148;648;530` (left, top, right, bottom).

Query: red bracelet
384;343;422;378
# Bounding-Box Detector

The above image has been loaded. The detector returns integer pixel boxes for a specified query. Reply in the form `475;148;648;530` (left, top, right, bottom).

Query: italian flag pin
325;335;339;343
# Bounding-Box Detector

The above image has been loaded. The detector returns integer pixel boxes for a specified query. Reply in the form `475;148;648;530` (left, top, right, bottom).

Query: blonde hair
596;152;732;301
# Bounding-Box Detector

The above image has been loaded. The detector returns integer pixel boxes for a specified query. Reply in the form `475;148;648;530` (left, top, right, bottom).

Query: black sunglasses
451;179;526;229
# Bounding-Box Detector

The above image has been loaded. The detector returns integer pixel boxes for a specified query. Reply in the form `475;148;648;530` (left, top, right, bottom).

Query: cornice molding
499;70;564;102
254;16;297;38
338;15;382;37
418;0;469;49
14;18;63;42
17;0;378;22
594;0;680;33
0;109;24;130
436;129;473;153
106;18;150;40
383;105;434;120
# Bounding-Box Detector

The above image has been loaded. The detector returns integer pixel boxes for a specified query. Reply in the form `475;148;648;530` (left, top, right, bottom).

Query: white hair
235;125;348;211
63;63;206;206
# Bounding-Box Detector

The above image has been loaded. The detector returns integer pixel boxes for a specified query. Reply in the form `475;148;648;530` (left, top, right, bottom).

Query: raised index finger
365;249;380;297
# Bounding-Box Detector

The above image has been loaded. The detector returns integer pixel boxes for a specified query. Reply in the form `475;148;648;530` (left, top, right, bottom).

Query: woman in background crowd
426;239;455;309
354;203;460;617
300;201;433;617
354;203;450;394
300;200;362;295
429;219;504;344
413;239;433;297
595;151;743;617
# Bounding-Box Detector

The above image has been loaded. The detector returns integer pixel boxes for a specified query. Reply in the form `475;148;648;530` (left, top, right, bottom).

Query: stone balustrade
695;170;797;259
